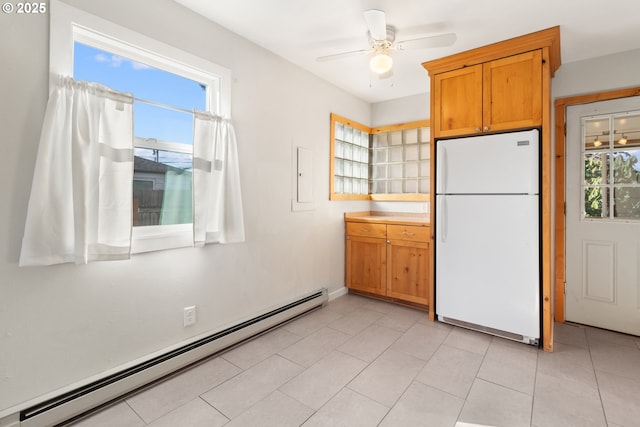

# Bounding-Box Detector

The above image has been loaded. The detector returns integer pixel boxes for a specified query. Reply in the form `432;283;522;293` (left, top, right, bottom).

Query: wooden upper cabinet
433;64;483;137
483;50;542;132
432;50;543;138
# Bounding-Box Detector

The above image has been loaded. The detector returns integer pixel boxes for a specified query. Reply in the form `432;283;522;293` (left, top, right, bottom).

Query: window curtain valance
20;76;134;266
193;111;245;246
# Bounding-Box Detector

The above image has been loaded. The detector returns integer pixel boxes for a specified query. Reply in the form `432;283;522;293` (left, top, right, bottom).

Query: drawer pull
402;231;415;237
360;228;370;232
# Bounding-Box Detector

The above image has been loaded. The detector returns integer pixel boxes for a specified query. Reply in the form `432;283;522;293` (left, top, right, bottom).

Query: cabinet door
483;50;542;132
432;64;483;138
346;235;387;295
386;239;429;305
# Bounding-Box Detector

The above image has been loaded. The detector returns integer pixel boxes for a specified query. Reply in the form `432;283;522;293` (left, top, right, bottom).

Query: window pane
405;179;418;193
405;128;418;144
133;148;192;226
373;148;387;163
334;158;343;176
372;165;386;179
74;42;206;111
335;122;344;141
372;181;386;193
134;101;193;145
613;114;640;148
584;187;609;219
614;187;640;219
612;151;640;184
406;145;419;161
389;147;403;163
390;131;402;146
419;178;430;193
584;152;609;185
405;162;419;178
584;117;610;150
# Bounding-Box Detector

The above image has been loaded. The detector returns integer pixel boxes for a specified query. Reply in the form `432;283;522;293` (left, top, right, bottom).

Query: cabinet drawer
387;225;429;242
346;222;387;238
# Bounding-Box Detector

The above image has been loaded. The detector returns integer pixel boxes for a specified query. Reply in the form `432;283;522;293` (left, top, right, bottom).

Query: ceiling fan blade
395;33;457;51
316;48;371;62
364;9;387;41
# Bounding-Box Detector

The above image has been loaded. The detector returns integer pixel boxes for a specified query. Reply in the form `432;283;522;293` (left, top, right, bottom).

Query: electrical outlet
183;305;196;327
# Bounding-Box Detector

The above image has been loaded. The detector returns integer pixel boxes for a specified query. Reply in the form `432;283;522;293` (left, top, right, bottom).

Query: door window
582;112;640;220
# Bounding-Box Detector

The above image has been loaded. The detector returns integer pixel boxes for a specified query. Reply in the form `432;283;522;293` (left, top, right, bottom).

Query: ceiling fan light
370;53;393;74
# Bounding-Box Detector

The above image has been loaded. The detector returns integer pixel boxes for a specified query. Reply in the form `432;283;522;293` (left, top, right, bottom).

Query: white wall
553;47;640;98
0;0;371;415
371;93;429;127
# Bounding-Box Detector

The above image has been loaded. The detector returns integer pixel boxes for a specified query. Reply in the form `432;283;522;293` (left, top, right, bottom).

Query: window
330;114;371;200
74;41;202;230
330;113;430;201
582;111;640;220
51;0;231;252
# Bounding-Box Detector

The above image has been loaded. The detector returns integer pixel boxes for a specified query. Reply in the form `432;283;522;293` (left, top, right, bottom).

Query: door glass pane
613;113;640;148
584;152;609;185
614;187;640;219
584;187;609;219
612;151;640;184
584;117;610;149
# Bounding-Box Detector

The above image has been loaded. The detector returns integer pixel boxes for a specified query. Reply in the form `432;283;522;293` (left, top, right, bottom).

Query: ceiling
174;0;640;104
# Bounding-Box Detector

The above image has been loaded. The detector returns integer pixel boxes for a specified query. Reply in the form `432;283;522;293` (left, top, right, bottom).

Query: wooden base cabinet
345;216;430;309
387;225;430;306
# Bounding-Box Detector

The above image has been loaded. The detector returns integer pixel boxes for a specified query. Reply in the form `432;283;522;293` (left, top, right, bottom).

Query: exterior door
565;97;640;335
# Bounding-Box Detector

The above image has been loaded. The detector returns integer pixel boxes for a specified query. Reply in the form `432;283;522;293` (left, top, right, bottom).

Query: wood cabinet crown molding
422;26;561;77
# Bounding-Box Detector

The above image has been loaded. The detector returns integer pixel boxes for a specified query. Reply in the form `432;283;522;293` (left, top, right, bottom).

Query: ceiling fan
316;9;456;76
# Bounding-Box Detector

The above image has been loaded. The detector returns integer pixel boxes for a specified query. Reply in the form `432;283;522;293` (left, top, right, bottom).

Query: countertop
344;211;430;226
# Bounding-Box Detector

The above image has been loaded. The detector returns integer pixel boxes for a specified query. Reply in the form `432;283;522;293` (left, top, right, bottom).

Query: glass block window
370;126;430;194
333;118;370;197
330;113;430;201
582;111;640;220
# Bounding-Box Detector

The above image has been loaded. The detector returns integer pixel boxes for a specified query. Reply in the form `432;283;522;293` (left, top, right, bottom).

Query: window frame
329;113;430;201
50;0;232;253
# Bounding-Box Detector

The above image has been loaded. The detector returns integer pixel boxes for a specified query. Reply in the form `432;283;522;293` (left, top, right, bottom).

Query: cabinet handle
360;228;369;232
483;126;490;131
402;231;415;237
475;127;481;132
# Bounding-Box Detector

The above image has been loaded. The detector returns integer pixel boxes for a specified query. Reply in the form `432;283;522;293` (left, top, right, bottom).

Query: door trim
554;86;640;322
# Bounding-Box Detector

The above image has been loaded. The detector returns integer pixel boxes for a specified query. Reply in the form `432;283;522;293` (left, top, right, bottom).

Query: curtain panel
193;111;245;246
20;76;134;266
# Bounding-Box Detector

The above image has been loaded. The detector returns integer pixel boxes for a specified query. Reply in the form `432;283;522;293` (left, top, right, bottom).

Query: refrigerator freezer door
436;129;539;195
435;194;540;339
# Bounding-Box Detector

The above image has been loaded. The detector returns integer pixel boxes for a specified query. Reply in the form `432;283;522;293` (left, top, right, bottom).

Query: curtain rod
133;96;196;116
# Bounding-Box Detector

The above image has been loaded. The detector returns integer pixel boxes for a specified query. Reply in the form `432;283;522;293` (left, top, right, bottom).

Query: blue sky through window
73;42;206;147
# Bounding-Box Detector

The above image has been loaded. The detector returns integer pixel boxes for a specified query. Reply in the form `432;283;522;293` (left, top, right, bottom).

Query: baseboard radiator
20;288;328;427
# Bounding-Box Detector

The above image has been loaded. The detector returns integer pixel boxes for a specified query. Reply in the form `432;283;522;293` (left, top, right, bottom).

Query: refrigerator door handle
441;146;448;194
440;196;448;243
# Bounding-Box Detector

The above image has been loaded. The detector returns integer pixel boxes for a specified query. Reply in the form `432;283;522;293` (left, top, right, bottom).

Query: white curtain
19;76;134;266
193;111;245;246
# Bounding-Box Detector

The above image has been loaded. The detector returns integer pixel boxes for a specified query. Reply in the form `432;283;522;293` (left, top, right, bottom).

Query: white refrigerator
435;129;540;345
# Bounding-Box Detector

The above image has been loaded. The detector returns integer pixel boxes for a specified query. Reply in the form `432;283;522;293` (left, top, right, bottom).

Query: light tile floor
67;293;640;427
